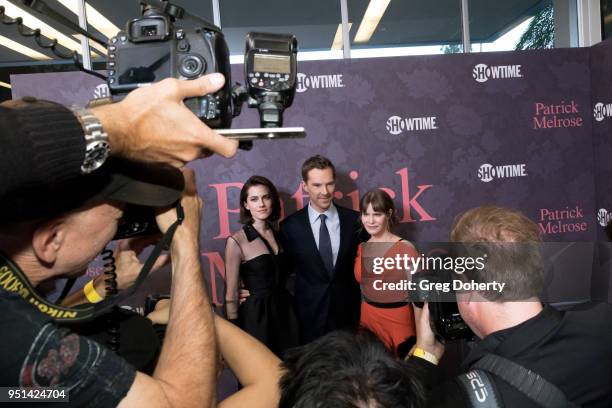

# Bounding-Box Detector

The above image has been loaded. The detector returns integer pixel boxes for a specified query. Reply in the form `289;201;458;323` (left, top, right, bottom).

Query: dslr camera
107;0;299;239
106;0;298;129
412;244;475;342
413;268;474;342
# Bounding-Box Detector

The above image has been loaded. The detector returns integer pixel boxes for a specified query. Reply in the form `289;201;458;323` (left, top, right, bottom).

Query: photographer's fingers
151;253;171;273
171;75;238;159
173;73;225;99
202;128;238;159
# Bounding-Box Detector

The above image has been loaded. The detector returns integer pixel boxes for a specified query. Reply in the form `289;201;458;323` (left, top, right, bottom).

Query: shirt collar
308;202;338;224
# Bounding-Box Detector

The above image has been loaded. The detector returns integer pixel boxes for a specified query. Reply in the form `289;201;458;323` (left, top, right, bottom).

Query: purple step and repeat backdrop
12;40;612;306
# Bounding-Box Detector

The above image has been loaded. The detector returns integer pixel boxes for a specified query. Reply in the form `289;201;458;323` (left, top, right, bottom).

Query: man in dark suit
280;155;363;343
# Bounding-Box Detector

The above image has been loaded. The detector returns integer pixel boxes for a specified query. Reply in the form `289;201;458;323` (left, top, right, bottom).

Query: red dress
354;240;416;353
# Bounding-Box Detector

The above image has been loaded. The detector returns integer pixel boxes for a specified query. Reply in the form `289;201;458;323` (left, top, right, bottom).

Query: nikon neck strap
0;202;184;323
0;252;96;322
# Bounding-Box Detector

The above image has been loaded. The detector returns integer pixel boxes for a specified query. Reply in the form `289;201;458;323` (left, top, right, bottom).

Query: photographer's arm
118;169;216;408
412;303;445;362
216;315;282;408
92;74;237;166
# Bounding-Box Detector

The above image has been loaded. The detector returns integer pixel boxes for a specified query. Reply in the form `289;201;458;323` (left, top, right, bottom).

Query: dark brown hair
239;176;281;225
359;189;398;229
301;155;336;182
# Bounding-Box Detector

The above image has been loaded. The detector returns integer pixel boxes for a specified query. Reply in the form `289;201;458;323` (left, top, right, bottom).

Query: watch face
82;141;110;173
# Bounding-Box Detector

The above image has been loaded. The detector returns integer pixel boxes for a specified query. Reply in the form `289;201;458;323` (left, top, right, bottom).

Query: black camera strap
0;252;95;321
456;368;503;408
0;202;184;323
469;353;578;408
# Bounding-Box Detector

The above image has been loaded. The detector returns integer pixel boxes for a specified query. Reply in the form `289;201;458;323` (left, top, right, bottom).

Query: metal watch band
72;107;110;174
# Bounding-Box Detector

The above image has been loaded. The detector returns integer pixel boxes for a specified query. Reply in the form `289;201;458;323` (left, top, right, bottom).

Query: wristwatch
72;107;110;174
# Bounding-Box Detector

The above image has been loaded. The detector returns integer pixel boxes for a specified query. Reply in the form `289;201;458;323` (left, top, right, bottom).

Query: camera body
107;2;298;130
412;256;474;342
107;4;233;128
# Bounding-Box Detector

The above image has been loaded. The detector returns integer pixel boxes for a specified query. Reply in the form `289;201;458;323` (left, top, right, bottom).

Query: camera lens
179;55;205;78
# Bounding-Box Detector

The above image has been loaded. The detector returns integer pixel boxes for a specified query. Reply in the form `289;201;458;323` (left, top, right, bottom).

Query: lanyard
0;202;184;323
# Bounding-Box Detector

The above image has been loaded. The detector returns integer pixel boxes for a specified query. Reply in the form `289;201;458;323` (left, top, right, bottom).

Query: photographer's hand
93;73;238;167
114;237;170;289
413;303;445;362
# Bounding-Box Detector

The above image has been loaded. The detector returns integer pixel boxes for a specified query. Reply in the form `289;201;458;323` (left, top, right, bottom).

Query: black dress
238;225;300;357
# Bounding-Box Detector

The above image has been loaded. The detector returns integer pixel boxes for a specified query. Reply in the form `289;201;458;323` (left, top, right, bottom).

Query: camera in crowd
413;267;474;342
107;0;298;129
412;244;477;342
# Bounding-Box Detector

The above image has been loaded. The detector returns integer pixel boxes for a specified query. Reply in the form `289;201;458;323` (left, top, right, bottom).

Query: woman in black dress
224;175;300;357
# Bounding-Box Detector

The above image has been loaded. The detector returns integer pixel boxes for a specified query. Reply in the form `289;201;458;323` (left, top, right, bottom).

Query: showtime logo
386;115;438;135
93;83;110;99
593;102;612;122
472;63;523;83
597;208;612;227
477;163;527;183
296;73;344;93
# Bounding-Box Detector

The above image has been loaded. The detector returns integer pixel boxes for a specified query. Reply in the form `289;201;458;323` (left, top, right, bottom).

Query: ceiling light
56;0;120;39
0;34;51;60
72;34;107;56
331;23;352;50
0;0;85;55
0;81;12;89
354;0;391;43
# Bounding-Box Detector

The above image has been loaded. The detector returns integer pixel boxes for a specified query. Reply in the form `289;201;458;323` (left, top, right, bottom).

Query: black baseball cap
0;158;184;224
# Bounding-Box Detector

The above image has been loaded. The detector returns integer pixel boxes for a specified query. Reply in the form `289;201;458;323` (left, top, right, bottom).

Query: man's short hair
450;205;544;301
279;330;424;408
301;155;336;182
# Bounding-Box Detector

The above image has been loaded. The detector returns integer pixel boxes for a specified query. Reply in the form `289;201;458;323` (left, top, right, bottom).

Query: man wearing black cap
0;160;217;407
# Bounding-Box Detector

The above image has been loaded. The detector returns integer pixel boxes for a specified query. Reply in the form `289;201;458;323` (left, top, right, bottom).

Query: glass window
469;0;577;52
220;0;343;58
601;0;612;40
348;0;463;57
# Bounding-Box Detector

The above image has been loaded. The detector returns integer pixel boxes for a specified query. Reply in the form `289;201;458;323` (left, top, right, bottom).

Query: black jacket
408;303;612;407
280;204;362;343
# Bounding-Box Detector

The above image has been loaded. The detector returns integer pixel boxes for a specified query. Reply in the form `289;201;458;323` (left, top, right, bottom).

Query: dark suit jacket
280;204;363;343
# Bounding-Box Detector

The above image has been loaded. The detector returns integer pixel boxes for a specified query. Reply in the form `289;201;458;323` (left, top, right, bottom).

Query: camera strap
469;353;578;408
0;202;184;323
456;353;578;408
455;368;502;408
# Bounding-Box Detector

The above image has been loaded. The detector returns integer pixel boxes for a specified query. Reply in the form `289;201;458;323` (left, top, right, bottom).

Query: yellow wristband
84;280;103;303
411;347;439;365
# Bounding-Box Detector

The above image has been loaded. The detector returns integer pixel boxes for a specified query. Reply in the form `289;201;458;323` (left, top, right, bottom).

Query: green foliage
515;2;554;50
441;43;462;54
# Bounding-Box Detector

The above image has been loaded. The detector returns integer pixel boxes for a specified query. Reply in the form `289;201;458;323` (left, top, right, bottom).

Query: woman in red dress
354;189;417;356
